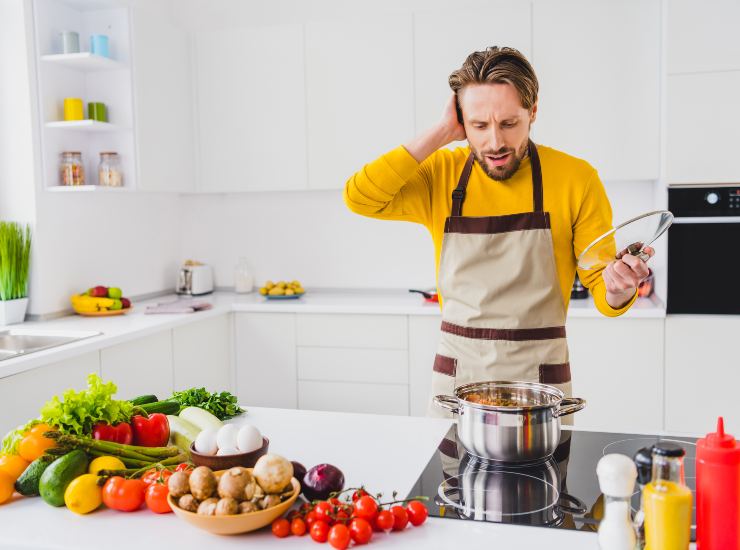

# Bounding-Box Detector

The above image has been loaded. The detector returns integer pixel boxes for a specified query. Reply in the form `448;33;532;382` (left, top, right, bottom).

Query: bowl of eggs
190;423;269;470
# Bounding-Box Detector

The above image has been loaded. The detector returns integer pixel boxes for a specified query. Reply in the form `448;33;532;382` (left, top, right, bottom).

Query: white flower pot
0;297;29;325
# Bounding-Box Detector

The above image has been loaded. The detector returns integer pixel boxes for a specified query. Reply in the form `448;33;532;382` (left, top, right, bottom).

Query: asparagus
45;431;180;461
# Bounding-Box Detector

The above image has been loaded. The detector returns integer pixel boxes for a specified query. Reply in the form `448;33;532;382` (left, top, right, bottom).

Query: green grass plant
0;222;31;300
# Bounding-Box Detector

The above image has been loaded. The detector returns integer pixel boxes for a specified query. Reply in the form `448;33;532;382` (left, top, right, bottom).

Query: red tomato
145;483;172;514
406;500;429;526
353;495;379;521
271;518;290;538
375;509;394;531
102;476;146;512
328;523;351;550
310;520;330;543
314;501;334;523
390;505;409;531
352;488;369;502
290;517;307;536
141;468;173;486
174;463;192;472
349;518;373;545
305;510;319;527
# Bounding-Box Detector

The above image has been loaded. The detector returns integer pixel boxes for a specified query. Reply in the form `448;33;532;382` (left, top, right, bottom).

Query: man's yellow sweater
343;144;636;317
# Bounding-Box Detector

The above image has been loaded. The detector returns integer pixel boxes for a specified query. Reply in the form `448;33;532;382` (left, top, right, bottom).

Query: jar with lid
59;151;85;186
98;152;123;187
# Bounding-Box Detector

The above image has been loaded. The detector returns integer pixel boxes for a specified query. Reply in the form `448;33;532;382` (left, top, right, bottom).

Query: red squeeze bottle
696;417;740;550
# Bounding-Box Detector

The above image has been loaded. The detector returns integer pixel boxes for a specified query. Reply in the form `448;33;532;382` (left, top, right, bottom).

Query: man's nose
483;126;506;152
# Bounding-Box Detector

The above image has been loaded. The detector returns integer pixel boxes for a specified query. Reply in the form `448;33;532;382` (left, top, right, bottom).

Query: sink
0;329;101;361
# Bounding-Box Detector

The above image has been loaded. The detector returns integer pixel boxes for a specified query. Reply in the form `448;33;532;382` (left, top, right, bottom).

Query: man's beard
472;139;529;181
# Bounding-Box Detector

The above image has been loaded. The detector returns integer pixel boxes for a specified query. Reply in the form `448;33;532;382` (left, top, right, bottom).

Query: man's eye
502;122;517;129
474;124;486;129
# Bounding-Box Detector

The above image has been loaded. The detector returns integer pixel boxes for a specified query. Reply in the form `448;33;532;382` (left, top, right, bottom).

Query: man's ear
455;94;463;124
530;102;538;124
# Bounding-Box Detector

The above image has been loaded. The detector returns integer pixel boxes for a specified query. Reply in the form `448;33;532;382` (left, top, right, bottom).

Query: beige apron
429;140;572;419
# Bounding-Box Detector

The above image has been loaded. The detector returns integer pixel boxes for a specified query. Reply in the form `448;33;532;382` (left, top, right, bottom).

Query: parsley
169;388;244;420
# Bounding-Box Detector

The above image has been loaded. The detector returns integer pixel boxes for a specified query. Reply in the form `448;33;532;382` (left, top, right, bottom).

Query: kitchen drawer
296;314;407;349
298;380;409;416
297;347;408;385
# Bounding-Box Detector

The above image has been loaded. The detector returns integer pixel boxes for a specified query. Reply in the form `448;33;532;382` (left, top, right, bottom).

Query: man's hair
448;46;538;111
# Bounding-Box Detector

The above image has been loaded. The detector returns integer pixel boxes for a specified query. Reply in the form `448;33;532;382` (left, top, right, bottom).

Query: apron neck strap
451;140;544;216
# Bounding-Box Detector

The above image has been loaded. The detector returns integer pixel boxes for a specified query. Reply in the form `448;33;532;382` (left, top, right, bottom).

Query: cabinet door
0;352;99;437
665;316;740;434
195;24;306;192
100;332;173;400
131;0;195;191
305;16;414;189
413;3;531;138
408;315;441;417
567;317;664;433
298;380;409;416
235;313;296;408
532;0;660;181
173;315;232;392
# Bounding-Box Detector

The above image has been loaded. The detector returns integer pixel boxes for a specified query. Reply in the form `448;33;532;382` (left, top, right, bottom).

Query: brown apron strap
451;154;475;217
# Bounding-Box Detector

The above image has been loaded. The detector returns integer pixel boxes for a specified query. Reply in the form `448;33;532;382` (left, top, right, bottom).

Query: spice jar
98;152;122;187
59;151;85;186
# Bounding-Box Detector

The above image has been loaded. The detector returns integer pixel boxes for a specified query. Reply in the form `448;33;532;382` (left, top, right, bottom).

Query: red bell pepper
92;421;133;445
131;413;170;447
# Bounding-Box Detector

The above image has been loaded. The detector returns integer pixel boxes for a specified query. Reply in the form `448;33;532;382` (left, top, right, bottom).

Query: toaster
176;262;214;296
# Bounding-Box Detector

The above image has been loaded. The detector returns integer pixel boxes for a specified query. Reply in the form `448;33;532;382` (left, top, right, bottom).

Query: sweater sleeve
343;145;434;227
574;170;637;317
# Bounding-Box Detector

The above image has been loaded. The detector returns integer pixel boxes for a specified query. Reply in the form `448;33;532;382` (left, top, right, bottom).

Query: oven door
668;219;740;314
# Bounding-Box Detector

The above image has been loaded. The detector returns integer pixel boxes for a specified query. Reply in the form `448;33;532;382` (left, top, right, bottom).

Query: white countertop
0;407;599;549
0;289;665;379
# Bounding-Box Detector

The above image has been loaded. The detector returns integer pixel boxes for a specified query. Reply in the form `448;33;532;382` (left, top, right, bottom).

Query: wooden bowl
189;437;269;470
168;473;299;535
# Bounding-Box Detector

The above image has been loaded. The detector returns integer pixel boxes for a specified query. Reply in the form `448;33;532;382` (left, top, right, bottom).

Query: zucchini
15;455;54;496
140;399;180;415
39;450;89;507
179;406;223;431
129;394;158;406
167;415;201;451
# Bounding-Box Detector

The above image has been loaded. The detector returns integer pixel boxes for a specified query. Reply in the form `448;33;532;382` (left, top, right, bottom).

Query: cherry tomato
375;509;394;531
102;476;146;512
329;497;342;506
305;510;319;527
406;500;429;526
299;502;313;515
141;468;173;486
352;488;369;502
314;501;334;523
390;505;409;531
328;523;351;550
310;520;330;543
272;518;290;538
290;517;307;536
353;495;379;521
349;517;373;545
335;508;351;525
145;483;171;514
174;463;192;472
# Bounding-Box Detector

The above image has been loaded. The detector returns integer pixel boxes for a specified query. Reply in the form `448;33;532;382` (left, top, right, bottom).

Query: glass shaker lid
577;210;674;270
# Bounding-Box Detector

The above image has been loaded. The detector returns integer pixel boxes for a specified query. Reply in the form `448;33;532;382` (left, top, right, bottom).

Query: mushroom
238;501;259;514
178;494;198;512
197;497;219;516
215;497;239;516
168;471;191;498
253;454;294;494
218;467;254;501
189;466;217;501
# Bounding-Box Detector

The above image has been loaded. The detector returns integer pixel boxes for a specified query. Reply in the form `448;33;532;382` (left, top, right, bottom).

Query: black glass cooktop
407;426;697;537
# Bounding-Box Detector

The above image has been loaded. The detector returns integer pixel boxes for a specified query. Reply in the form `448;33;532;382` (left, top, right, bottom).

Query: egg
216;424;240;451
194;428;218;455
216;447;240;456
236;424;263;453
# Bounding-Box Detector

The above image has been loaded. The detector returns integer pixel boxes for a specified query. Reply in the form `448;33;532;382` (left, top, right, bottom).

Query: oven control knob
705;192;720;205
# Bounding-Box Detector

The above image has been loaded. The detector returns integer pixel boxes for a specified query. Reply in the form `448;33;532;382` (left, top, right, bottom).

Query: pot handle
434;395;460;415
553;397;586;417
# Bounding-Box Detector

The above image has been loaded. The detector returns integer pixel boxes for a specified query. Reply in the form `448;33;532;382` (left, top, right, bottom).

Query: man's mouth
485;152;511;167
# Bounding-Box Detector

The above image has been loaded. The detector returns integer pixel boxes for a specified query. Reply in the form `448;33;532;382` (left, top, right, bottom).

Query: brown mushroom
215;497;239;516
197;497;219;516
189;466;217;501
218;467;254;501
168;471;191;498
178;494;198;512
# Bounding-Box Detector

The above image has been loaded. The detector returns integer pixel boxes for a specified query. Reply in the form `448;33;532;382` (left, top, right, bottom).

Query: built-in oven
667;185;740;314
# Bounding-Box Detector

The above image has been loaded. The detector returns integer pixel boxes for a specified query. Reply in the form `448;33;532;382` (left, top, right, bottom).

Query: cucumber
167;414;201;451
39;450;89;507
179;406;223;431
14;455;54;496
129;394;158;406
140;399;180;415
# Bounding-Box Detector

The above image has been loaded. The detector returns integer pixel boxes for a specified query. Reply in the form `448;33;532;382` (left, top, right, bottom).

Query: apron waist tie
441;320;566;341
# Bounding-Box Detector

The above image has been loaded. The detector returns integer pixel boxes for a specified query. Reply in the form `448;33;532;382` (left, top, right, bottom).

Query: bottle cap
697;416;740;466
705;417;736;449
597;453;637;498
652;442;685;458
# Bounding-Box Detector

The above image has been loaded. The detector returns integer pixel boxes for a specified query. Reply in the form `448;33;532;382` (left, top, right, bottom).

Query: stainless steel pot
434;381;586;463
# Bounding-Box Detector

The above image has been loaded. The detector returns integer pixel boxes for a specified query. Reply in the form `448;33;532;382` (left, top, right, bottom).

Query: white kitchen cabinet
194;24;306;192
0;352;99;437
413;3;532;138
235;312;297;408
408;315;441;416
532;0;660;182
567;317;664;433
666;71;740;184
304;16;414;189
173;314;232;393
665;316;740;435
100;332;173;400
296;313;407;349
298;380;409;416
130;0;195;192
297;347;407;385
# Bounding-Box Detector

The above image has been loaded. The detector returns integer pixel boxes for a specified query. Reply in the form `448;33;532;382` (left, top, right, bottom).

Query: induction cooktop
407;426;696;538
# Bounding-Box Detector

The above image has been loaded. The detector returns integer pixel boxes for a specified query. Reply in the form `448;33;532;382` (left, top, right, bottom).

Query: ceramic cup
63;98;84;121
90;34;109;57
60;31;79;54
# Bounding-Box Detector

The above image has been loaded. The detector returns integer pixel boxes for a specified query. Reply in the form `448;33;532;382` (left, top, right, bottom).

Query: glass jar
59;151;85;186
98;151;123;187
234;257;254;293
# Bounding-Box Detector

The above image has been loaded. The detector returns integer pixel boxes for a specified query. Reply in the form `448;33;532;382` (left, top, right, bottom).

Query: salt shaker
596;453;637;550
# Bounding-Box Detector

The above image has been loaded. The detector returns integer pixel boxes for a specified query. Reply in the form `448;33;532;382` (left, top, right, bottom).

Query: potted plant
0;222;31;325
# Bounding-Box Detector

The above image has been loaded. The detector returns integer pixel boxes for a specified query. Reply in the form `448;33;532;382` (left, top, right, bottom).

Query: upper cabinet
304;17;414;190
194;24;307;192
532;0;661;182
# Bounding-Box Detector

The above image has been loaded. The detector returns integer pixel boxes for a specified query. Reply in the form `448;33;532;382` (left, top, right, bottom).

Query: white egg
216;447;240;456
236;424;263;453
216;424;240;451
194;428;218;455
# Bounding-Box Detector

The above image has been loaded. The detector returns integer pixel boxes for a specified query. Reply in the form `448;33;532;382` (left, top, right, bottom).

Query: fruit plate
264;293;305;300
74;306;133;317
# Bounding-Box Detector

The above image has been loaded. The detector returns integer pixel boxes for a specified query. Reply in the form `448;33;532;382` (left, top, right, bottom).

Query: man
344;47;652;416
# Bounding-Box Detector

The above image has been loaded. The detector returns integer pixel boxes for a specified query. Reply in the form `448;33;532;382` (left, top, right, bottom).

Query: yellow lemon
88;456;125;475
64;474;102;515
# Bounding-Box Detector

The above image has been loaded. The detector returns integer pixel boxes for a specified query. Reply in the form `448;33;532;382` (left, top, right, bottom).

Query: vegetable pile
169;388;244;420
